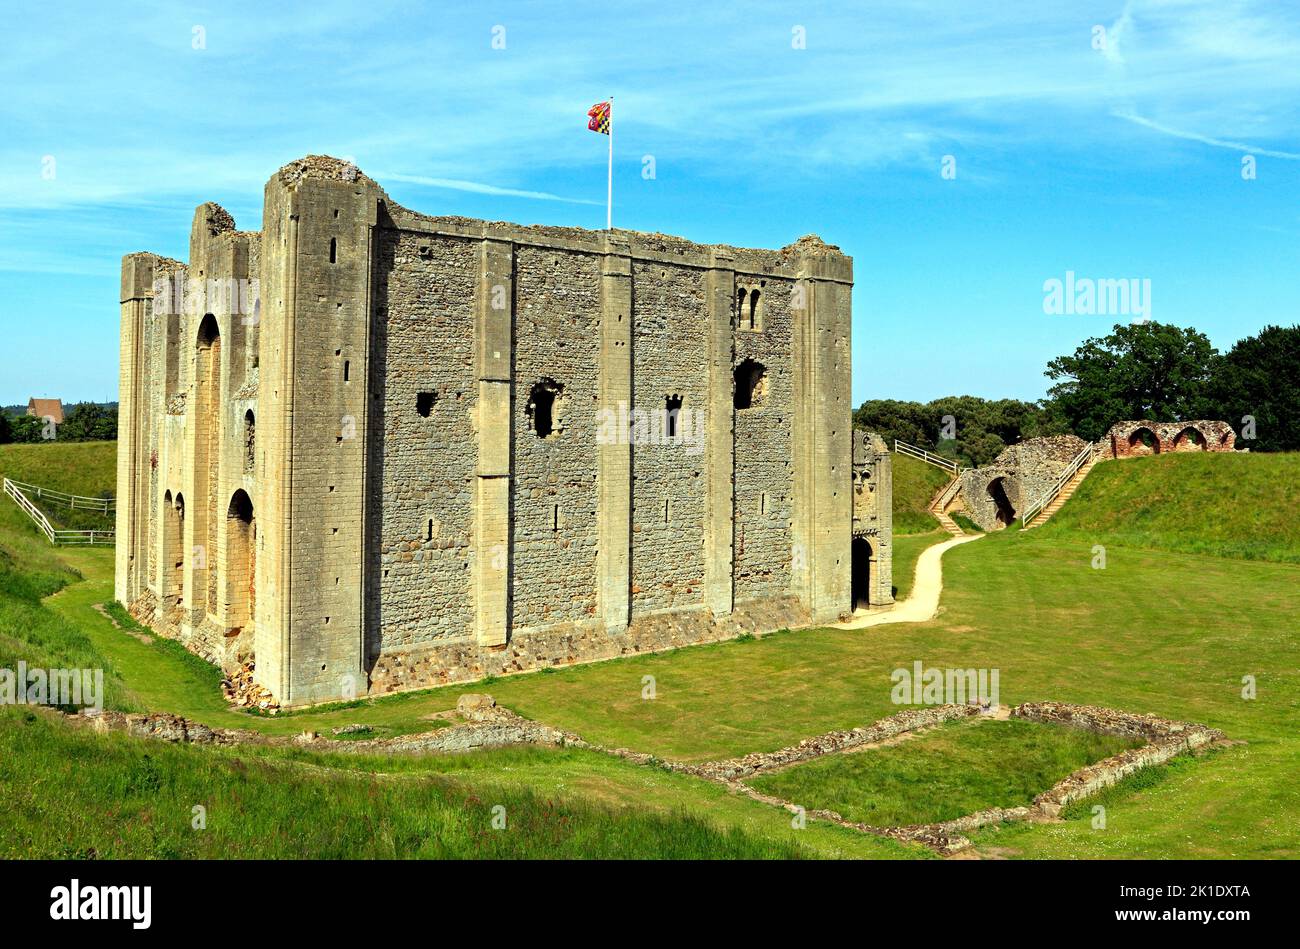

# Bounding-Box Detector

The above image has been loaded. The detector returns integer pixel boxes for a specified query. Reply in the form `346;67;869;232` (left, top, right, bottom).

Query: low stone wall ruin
956;435;1087;532
707;696;1222;857
1103;420;1236;459
55;695;1227;858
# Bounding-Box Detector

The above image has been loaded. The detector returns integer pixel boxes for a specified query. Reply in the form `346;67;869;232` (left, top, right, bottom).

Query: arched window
243;409;255;472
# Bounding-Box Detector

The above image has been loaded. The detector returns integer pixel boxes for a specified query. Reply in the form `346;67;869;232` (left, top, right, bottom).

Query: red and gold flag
587;100;611;135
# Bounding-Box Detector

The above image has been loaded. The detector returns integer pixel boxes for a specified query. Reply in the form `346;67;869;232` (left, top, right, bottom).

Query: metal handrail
894;439;959;474
1019;442;1096;528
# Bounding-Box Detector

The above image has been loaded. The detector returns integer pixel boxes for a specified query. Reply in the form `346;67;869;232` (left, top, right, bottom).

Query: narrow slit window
343;360;350;382
552;504;560;532
329;238;337;263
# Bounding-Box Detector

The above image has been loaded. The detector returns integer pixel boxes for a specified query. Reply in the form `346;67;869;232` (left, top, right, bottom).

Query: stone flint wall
120;154;864;707
959;435;1085;531
1103;419;1237;458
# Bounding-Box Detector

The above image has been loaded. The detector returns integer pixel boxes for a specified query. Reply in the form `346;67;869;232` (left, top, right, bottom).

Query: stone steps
1023;458;1097;529
929;476;966;536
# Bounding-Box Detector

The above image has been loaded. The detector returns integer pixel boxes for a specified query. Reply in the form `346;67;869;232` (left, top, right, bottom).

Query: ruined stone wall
118;214;262;672
629;261;709;614
960;435;1085;532
510;246;603;630
119;155;859;707
368;231;478;652
733;277;795;601
852;429;893;605
1103;419;1236;458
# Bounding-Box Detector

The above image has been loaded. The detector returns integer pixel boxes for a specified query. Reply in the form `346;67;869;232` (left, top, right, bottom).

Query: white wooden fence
2;477;115;546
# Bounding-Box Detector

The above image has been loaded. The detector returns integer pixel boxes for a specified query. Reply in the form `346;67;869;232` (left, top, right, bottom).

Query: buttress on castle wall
115;155;873;706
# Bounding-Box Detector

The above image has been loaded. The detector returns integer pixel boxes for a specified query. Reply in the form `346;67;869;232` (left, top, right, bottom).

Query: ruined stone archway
1103;420;1237;458
224;489;255;630
172;492;186;606
986;477;1016;527
851;535;872;611
162;490;183;605
1127;427;1160;456
1172;426;1207;452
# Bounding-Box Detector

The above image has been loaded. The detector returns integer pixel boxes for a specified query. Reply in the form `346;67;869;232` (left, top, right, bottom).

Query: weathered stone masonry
116;155;885;706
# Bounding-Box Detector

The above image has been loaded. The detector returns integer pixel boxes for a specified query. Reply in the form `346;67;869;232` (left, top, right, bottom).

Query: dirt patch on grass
93;602;152;644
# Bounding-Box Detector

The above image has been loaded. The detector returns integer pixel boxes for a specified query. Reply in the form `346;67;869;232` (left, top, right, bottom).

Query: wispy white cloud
1112;110;1300;159
374;172;602;205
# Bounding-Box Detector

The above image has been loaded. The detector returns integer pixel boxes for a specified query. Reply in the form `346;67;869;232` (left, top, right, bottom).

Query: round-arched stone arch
223;489;256;630
986;476;1017;527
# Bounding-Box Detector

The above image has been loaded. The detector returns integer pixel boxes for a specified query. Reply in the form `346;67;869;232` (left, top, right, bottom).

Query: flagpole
607;96;613;230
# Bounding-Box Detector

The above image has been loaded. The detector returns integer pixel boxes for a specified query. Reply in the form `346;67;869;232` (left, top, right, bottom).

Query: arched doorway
986;477;1016;527
1172;427;1206;452
225;490;255;629
851;535;872;610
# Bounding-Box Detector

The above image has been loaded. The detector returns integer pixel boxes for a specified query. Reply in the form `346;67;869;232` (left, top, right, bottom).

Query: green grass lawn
749;717;1141;826
949;513;983;534
1;706;864;860
1041;452;1300;562
890;529;946;601
0;441;117;498
2;442;1297;858
0;441;117;531
891;452;951;535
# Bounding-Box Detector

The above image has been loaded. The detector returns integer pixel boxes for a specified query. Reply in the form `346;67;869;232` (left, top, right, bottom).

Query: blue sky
3;0;1298;407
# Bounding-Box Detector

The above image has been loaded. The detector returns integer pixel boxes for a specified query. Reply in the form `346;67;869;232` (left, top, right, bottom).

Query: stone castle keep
115;155;890;706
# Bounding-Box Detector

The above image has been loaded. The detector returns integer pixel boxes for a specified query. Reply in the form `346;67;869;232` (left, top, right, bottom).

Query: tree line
0;403;118;444
855;322;1300;467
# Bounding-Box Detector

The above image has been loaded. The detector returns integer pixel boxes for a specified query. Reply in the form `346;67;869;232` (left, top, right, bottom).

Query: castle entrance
851;535;872;610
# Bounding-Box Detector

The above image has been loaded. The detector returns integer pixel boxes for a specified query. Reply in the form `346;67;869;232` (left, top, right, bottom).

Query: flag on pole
587;100;611;134
588;99;614;228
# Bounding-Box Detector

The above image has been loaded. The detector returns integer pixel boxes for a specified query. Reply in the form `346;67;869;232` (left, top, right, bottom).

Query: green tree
8;415;45;443
58;403;117;442
1206;324;1300;452
1043;322;1217;441
853;395;1059;467
0;411;11;444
